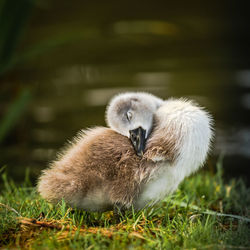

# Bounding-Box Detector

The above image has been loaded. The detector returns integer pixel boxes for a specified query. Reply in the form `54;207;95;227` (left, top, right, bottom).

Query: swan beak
129;127;146;157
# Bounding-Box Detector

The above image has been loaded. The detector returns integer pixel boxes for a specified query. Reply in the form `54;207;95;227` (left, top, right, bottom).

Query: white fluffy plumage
133;98;213;209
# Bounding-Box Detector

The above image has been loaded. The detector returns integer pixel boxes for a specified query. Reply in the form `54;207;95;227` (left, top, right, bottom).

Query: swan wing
144;98;213;175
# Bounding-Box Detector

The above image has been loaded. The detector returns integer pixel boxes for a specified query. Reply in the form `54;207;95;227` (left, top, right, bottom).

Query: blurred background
0;0;250;184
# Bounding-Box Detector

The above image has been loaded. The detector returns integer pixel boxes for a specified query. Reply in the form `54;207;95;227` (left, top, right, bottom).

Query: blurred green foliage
0;0;75;144
0;89;32;143
0;0;35;144
0;0;36;75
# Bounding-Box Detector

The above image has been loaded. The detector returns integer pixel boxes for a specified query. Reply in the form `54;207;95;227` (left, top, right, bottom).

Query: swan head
106;92;163;156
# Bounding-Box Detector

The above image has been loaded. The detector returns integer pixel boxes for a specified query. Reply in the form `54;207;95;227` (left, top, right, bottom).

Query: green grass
0;163;250;249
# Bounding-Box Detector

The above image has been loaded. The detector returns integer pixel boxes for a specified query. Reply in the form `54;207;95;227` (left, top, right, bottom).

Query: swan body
38;93;213;211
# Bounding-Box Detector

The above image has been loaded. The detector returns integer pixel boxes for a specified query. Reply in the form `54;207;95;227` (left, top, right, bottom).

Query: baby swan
38;92;213;212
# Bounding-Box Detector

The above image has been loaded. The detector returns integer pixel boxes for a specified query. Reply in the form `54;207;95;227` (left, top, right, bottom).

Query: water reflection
241;94;250;110
216;127;250;158
135;72;171;86
83;87;168;107
32;148;55;162
236;70;250;88
0;0;250;183
113;20;179;36
32;106;55;123
2;66;250;183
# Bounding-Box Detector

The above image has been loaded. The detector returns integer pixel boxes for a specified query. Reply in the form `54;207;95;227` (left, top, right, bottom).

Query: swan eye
126;111;133;121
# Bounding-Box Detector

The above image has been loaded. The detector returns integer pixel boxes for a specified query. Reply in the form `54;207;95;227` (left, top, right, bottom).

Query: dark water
1;1;250;184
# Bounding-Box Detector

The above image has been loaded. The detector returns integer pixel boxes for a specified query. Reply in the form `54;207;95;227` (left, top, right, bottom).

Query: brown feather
38;122;178;210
